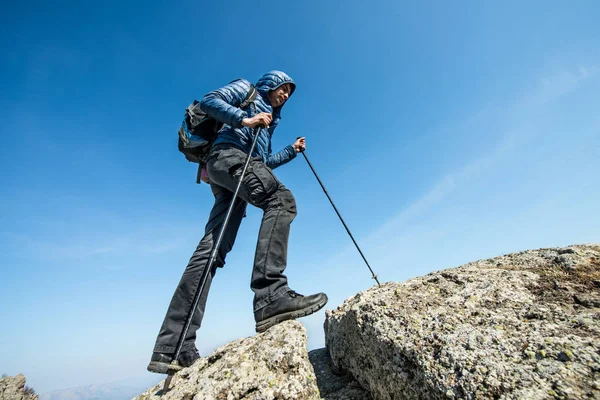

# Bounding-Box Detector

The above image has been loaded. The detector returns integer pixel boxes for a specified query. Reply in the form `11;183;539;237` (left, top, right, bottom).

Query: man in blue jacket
148;71;328;373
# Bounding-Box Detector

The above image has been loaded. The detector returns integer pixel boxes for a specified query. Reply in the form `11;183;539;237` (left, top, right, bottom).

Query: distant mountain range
40;375;161;400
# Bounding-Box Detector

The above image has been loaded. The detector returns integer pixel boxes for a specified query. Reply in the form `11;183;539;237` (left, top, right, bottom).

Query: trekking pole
162;126;262;394
297;139;381;287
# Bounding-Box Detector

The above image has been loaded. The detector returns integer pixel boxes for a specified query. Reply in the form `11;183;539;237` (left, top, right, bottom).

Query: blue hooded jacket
200;71;297;169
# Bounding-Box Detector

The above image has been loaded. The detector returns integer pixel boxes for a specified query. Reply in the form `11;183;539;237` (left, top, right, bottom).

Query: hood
255;70;296;111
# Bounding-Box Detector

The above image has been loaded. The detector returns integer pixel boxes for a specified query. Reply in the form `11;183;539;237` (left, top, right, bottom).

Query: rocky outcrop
133;320;319;400
0;374;38;400
132;244;599;399
325;244;600;399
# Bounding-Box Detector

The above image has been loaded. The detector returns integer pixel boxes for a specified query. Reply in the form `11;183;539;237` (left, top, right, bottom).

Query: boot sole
147;361;182;374
255;296;328;333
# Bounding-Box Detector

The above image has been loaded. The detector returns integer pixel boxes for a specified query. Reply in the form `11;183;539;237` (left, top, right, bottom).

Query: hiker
148;71;328;374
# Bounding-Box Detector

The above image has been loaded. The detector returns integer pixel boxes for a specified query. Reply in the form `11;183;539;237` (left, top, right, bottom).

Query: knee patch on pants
277;188;297;215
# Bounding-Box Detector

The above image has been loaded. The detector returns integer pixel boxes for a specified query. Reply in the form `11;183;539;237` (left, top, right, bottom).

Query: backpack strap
187;84;256;125
239;84;257;110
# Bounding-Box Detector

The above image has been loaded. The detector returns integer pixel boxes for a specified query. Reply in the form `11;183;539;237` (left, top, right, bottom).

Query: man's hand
293;137;306;153
242;113;272;128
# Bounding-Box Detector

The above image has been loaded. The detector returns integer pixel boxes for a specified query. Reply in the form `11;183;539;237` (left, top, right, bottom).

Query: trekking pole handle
296;136;306;152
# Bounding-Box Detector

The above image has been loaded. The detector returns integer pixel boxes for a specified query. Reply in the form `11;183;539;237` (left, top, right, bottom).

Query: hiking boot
147;348;200;374
254;290;328;333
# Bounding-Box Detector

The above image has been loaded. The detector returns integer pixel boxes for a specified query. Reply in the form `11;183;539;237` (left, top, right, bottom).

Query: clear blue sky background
1;0;599;394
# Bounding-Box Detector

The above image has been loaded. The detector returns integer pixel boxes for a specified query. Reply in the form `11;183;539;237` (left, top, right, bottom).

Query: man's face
268;83;292;108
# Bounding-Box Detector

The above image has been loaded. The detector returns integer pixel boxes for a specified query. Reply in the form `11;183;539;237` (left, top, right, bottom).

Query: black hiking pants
153;145;297;354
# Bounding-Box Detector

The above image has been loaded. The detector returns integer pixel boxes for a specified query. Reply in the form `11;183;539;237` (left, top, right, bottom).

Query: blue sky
1;0;599;394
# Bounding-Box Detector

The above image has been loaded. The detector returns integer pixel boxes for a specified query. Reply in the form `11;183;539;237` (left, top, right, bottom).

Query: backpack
178;82;258;183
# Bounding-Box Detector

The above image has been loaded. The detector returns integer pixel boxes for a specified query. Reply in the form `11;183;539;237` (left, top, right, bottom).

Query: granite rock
133;320;319;400
325;244;600;399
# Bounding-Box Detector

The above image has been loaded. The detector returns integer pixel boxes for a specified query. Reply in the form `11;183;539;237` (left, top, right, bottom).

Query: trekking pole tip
162;360;181;394
372;274;381;287
162;373;173;394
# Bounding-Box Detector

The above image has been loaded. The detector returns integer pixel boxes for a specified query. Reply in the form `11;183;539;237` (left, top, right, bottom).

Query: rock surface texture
133;320;319;400
308;348;372;400
325;244;600;399
0;374;38;400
